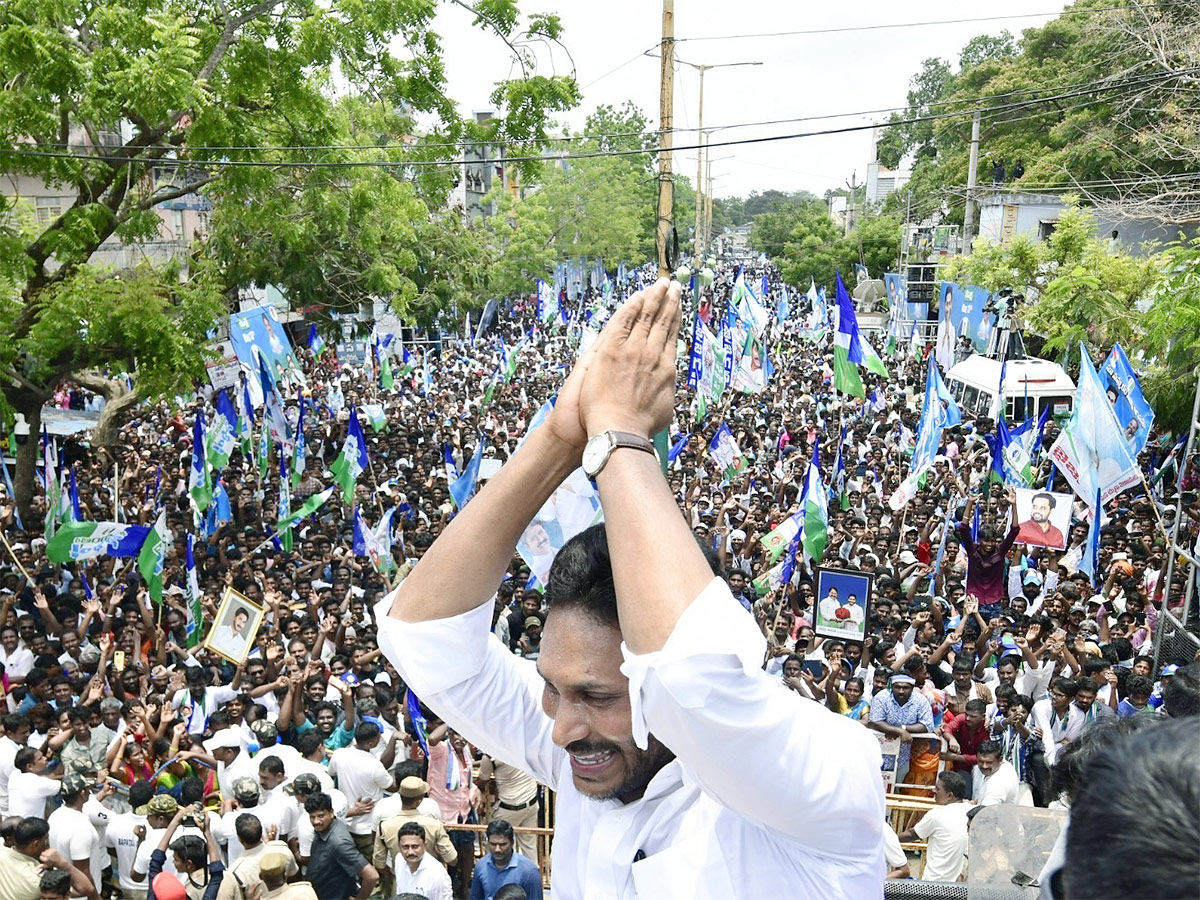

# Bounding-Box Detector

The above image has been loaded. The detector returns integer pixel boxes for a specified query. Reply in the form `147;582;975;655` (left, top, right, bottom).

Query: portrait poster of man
1013;488;1072;550
813;568;873;642
203;588;264;664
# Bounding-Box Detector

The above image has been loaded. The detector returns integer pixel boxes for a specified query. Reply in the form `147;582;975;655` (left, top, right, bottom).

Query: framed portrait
1013;488;1072;550
203;587;264;665
813;567;873;643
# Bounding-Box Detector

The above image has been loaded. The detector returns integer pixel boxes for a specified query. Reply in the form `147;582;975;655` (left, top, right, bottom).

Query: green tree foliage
0;0;579;519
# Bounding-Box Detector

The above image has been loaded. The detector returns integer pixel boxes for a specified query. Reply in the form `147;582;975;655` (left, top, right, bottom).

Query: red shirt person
940;700;991;774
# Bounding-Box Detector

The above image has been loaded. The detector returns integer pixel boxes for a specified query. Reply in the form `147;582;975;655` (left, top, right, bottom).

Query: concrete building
977;192;1193;256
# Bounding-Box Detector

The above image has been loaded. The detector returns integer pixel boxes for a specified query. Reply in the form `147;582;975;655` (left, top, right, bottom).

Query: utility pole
694;65;705;264
844;170;857;237
655;0;675;278
963;108;981;253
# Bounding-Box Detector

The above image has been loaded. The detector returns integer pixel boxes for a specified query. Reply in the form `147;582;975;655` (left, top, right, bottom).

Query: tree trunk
75;374;141;448
13;401;43;530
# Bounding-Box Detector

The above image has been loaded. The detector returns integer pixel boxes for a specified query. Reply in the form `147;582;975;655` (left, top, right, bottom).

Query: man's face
977;752;1001;777
538;607;673;803
1132;658;1151;677
890;683;913;705
316;708;336;734
965;708;985;730
1075;688;1096;712
487;833;514;867
0;629;17;653
399;834;425;868
1030;497;1052;523
259;766;285;791
246;664;267;686
309;807;334;834
997;663;1018;687
728;572;745;594
233;610;249;635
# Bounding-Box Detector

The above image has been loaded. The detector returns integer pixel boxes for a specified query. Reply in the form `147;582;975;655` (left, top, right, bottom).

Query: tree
0;0;580;522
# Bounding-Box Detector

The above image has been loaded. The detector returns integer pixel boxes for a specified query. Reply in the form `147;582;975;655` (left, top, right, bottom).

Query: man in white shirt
0;712;30;816
283;773;349;863
899;771;971;881
973;741;1021;807
47;776;109;892
0;624;34;683
106;780;153;896
393;821;452;900
216;778;296;865
377;281;885;899
328;722;395;856
9;746;62;818
171;667;238;735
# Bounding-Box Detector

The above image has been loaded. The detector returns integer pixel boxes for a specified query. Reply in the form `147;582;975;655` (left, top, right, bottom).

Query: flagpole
0;528;34;583
113;460;120;523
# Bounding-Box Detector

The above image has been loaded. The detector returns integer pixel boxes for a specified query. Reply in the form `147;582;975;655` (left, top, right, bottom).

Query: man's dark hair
179;777;206;806
1032;492;1056;508
294;730;324;756
486;818;515;841
1064;719;1200;898
965;699;986;715
1163;662;1200;718
976;740;1001;758
397;820;426;842
937;770;968;800
951;659;974;674
39;868;72;897
258;756;285;777
235;813;263;847
354;721;381;745
546;524;718;628
394;758;426;783
128;780;155;811
1074;676;1099;695
1125;675;1154;699
1;713;29;734
14;816;49;848
13;747;38;772
304;792;333;814
170;835;206;869
494;886;529;900
1050;676;1078;698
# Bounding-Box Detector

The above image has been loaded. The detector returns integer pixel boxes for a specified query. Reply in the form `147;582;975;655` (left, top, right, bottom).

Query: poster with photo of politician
814;568;873;643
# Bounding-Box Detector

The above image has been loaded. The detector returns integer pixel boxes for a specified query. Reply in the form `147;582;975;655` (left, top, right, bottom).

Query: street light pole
655;0;675;278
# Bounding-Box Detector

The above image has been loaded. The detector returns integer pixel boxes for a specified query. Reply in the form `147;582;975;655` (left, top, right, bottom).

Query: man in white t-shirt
0;712;31;816
131;794;204;883
973;740;1021;807
327;722;395;855
215;778;297;865
106;780;153;895
899;771;971;881
283;772;349;862
47;776;110;892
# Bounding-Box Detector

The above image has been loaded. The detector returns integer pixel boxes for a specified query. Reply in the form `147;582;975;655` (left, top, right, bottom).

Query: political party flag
354;505;396;573
330;408;369;503
185;534;204;648
890;358;948;510
800;439;829;565
709;423;748;482
406;689;431;757
203;479;233;538
537;278;557;325
276;485;334;535
398;347;416;378
762;509;803;564
307;324;326;356
855;263;869;284
361;403;386;433
910;319;926;359
449;437;485;509
137;510;170;604
46;521;152;563
443;445;459;482
732;330;772;394
189;414;211;514
422;350;433;395
779;534;801;588
1048;343;1141;511
935;292;955;371
257;420;271;482
1079;488;1103;584
806;279;823;330
206;391;238;474
277;454;292;552
380;353;394;391
833;272;865;398
832;428;849;509
291;391;307;488
68;468;81;523
931;363;962;427
857;334;889;377
760;273;770;298
668;433;690;464
777;285;790;323
504;340;521;382
752;556;790;597
1101;344;1154;454
694;393;707;424
687;313;704;390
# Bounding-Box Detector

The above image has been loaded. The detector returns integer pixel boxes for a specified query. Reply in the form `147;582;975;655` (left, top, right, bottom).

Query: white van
945;354;1075;423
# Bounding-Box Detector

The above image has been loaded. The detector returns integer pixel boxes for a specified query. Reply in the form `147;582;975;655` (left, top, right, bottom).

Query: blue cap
1160;664;1180;677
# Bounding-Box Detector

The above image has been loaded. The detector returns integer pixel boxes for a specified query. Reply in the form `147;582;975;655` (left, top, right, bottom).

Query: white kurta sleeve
374;595;563;788
620;577;885;858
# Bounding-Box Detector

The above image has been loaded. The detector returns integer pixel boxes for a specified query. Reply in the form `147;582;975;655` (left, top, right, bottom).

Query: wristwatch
582;431;657;478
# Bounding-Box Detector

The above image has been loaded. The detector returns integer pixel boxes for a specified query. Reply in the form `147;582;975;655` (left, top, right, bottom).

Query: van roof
946;354;1076;394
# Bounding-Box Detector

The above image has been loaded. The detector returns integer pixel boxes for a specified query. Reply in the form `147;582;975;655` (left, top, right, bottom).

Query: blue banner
228;306;300;390
1100;344;1154;454
944;282;993;352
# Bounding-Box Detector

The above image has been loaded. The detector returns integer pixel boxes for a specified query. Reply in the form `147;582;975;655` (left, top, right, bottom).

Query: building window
35;196;63;225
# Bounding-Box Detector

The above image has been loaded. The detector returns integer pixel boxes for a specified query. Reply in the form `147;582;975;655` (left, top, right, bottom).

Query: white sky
428;0;1073;199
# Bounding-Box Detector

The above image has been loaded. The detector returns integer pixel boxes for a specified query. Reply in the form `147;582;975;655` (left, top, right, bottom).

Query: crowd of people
0;260;1196;900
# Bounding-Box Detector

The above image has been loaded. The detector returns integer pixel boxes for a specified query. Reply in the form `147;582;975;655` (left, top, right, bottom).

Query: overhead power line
1;68;1194;171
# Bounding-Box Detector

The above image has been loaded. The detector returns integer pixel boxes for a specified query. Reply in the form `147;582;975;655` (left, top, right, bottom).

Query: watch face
582;434;610;475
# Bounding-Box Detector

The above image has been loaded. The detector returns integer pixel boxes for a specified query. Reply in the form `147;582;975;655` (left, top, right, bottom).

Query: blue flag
1080;489;1103;585
1100;343;1154;454
931;363;961;427
68;468;81;523
406;689;430;757
668;433;690;463
449;437;485;509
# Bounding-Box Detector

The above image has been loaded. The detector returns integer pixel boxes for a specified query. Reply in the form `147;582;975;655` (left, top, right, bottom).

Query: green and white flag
752;557;788;596
46;521;151;563
857;334;889;377
185;535;204;648
137;510;171;604
277;486;334;534
380;353;394;391
709;424;748;483
833;273;865;399
800;442;829;565
330;408;368;503
762;512;802;564
361;403;387;433
188;415;211;515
